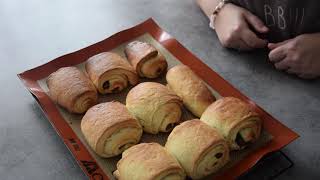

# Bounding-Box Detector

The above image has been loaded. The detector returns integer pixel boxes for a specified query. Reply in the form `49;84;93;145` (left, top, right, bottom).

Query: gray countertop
0;0;319;179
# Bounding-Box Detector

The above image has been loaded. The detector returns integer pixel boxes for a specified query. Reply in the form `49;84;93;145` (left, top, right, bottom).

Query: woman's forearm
196;0;221;18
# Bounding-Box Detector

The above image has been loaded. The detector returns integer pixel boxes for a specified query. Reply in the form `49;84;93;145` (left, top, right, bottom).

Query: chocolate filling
103;81;110;89
236;133;249;148
215;153;223;159
156;67;162;74
165;123;176;132
112;87;120;93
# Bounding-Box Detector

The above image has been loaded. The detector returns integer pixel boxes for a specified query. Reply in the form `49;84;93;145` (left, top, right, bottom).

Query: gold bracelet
209;0;230;29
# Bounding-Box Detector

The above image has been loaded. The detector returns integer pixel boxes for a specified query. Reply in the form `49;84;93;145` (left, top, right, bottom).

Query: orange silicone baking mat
18;18;298;180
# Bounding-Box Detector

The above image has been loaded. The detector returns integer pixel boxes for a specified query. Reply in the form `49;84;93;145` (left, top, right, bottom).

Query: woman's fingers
231;39;253;51
241;29;268;48
274;60;290;70
244;11;268;33
298;74;317;79
286;68;299;74
269;46;287;63
268;39;292;50
277;63;317;79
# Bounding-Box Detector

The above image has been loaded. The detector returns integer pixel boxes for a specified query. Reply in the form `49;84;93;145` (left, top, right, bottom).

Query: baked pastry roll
46;66;97;114
165;120;229;179
85;52;138;94
81;101;142;158
166;65;215;117
114;143;186;180
200;97;262;150
126;82;182;134
125;41;168;78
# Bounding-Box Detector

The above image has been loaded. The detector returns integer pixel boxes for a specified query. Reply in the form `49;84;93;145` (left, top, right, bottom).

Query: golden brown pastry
46;66;98;114
126;82;182;134
81;101;142;158
85;52;138;94
125;41;168;78
114;143;186;180
200;97;262;150
166;65;215;117
165;120;229;179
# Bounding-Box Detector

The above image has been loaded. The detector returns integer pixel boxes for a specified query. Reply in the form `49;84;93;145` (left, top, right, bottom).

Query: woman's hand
268;33;320;79
214;3;269;51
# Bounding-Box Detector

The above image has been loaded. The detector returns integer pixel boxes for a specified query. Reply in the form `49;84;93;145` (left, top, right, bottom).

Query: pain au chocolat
85;52;138;94
125;41;168;78
126;82;182;134
46;66;97;114
114;143;186;180
166;65;215;117
81;101;142;157
201;97;262;150
165;120;229;179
